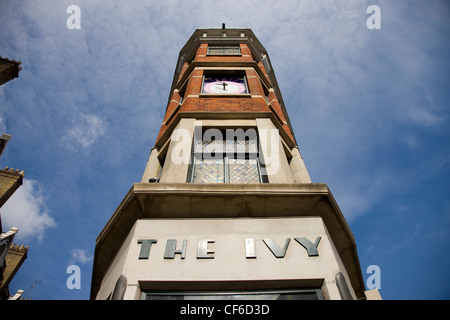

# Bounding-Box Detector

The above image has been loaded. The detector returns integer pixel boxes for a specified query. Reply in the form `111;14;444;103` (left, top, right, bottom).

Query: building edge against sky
90;27;380;300
1;57;29;301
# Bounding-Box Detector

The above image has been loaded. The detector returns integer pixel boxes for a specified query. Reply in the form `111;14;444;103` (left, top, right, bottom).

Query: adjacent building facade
0;57;21;87
91;27;373;300
0;134;28;300
0;58;28;300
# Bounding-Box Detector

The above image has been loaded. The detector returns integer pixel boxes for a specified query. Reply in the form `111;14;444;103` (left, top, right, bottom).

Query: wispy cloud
1;180;56;242
68;248;92;265
61;112;107;151
0;0;448;300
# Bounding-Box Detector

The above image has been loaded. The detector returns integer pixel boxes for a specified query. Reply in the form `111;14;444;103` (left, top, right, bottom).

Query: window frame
206;45;242;56
141;288;324;300
187;128;267;184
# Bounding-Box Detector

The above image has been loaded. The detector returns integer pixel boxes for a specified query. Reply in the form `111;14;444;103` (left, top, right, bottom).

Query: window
187;128;267;184
142;288;323;300
207;45;241;55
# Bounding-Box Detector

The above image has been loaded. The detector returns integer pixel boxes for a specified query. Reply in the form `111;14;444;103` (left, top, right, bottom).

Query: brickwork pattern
155;43;294;144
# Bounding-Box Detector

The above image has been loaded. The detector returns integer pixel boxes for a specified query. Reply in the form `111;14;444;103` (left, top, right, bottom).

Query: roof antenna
222;23;225;29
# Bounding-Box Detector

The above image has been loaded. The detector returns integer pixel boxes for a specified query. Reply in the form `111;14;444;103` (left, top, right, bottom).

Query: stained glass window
229;158;260;183
192;159;225;183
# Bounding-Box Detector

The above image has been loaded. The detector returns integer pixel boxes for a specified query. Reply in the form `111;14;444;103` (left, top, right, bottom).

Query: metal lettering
137;239;157;259
294;236;321;257
245;238;256;259
197;239;215;259
263;238;290;258
164;239;187;259
137;236;322;260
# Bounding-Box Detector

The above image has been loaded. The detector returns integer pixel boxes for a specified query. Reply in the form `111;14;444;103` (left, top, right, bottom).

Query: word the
66;5;81;30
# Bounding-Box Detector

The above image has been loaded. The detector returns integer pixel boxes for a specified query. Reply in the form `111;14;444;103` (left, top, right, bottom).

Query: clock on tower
202;75;248;94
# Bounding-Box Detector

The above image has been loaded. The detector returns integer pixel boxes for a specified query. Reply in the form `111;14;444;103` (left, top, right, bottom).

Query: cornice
91;182;365;300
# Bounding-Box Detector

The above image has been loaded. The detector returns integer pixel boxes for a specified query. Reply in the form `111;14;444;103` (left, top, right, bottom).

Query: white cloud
1;179;56;242
69;248;92;265
61;112;107;151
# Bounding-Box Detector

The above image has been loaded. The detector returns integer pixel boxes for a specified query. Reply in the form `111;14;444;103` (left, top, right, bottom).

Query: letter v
294;237;321;257
263;238;290;258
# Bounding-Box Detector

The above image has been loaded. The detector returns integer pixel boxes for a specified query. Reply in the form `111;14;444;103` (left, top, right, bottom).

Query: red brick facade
156;43;294;143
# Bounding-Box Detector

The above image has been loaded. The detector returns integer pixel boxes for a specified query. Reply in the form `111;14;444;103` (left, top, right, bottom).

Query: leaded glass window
207;45;241;55
229;158;260;183
192;159;225;183
188;129;267;183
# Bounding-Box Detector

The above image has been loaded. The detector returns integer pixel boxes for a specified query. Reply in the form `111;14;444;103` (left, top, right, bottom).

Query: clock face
203;77;247;94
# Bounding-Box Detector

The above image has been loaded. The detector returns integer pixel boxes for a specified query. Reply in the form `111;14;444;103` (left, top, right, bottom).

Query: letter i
245;239;256;258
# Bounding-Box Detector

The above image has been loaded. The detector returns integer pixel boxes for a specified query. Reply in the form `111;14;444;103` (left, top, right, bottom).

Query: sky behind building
0;0;449;299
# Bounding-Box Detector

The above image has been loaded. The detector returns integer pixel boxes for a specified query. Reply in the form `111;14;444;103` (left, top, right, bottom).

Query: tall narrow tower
91;28;367;300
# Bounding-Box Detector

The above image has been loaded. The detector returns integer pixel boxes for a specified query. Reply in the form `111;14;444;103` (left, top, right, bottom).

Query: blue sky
0;0;449;300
